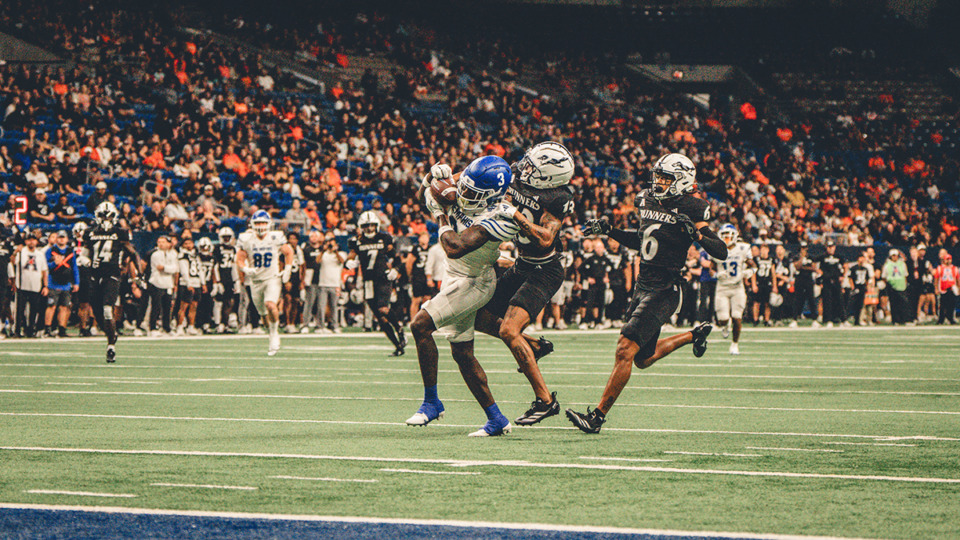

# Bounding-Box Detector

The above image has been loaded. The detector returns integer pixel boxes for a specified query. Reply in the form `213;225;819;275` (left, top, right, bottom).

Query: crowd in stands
0;0;957;336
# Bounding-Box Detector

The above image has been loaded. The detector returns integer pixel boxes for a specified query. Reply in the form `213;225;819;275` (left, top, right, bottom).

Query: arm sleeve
697;226;728;260
72;255;80;285
479;213;520;242
608;228;642;251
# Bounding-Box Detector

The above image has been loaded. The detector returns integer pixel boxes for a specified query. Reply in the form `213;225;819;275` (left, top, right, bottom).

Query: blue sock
424;385;439;403
483;403;502;422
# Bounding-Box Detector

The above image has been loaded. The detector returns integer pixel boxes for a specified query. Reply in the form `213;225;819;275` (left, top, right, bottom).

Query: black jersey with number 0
349;231;393;282
506;183;575;262
633;190;710;290
84;227;131;276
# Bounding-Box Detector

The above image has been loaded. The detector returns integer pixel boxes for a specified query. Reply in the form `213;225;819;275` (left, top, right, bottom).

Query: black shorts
219;276;236;301
179;286;196;304
412;277;435;298
47;288;72;308
90;273;122;310
621;283;682;360
77;268;92;304
756;285;772;303
365;280;393;310
483;258;564;319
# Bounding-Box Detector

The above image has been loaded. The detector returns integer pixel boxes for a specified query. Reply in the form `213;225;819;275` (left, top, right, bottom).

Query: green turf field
0;327;958;538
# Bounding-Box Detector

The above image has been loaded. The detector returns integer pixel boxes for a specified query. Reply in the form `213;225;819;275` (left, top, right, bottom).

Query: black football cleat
518;336;554;373
691;323;713;358
565;407;605;434
515;392;560;426
391;346;405;357
106;345;116;364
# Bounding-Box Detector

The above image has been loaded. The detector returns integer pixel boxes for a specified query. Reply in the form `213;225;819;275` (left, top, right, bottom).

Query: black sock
104;320;118;346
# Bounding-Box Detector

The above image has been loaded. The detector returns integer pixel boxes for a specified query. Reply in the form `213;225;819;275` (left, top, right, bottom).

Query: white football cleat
405;411;444;426
721;326;729;339
267;333;281;356
788;320;798;328
468;422;512;437
729;342;740;355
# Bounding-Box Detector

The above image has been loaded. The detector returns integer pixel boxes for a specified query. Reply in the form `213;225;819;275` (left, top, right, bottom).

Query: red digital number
14;196;28;226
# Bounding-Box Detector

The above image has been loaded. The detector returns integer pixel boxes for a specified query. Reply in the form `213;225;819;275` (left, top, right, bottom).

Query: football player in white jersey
236;210;294;356
713;224;753;355
405;156;521;437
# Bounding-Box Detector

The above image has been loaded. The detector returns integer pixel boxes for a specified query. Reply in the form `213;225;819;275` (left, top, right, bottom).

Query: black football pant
848;290;866;325
794;279;815;319
149;285;173;332
15;290;45;336
697;280;716;323
888;289;907;325
938;291;957;324
821;281;843;323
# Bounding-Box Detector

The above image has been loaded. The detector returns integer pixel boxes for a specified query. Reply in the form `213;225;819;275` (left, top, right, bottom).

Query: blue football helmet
250;210;272;237
456;155;512;214
718;223;738;247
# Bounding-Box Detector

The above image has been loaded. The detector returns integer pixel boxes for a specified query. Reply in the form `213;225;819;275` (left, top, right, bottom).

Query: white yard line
747;447;844;453
823;442;918;448
150;483;257;491
1;413;957;441
578;456;674;463
2;446;957;484
270;475;378;483
24;490;136;498
663;451;763;457
379;468;481;476
2;389;956;416
0;502;876;540
42;382;96;386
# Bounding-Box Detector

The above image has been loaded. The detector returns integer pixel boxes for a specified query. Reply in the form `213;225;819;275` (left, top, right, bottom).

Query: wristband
438;225;454;237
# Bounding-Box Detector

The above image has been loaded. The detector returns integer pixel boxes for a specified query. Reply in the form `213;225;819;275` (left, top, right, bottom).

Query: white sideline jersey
238;230;286;282
444;203;520;278
714;242;752;289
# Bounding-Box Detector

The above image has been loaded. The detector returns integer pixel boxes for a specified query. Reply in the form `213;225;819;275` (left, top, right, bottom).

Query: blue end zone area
0;507;764;540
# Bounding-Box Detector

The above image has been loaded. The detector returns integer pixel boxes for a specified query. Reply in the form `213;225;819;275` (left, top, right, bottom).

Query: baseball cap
34;188;45;195
889;249;900;256
800;241;808;248
826;240;836;247
96;181;107;190
917;244;927;251
57;230;69;238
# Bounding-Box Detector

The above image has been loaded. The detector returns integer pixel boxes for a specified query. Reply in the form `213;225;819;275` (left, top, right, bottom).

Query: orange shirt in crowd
143;151;165;169
223;152;242;171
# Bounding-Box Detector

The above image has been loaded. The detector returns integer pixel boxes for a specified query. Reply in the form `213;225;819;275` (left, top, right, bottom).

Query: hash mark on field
42;382;95;386
747;447;843;453
379;468;480;476
824;442;918;447
663;452;762;458
106;381;160;385
150;483;257;491
270;475;378;483
25;490;136;498
579;456;674;463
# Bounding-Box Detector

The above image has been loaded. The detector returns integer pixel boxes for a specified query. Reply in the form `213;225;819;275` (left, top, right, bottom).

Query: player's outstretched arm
436;215;491;260
514;209;562;250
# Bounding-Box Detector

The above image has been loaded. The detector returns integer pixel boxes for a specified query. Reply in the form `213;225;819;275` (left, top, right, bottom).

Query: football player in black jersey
82;202;141;363
195;237;217;332
752;244;776;326
472;142;575;426
347;210;406;356
567;153;727;433
406;234;434;322
214;227;238;333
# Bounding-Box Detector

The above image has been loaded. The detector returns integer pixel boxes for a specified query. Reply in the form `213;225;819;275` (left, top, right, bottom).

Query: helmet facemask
252;219;270;238
362;224;378;238
720;229;738;247
456;174;497;214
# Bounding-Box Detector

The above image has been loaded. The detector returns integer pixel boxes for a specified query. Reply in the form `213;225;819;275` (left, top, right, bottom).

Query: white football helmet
358;210;380;237
218;226;235;244
650;153;697;200
94;201;119;231
72;221;88;241
516;141;574;189
197;237;214;255
769;292;784;308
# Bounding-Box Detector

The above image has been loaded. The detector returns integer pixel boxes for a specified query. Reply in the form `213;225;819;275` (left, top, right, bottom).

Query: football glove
430;163;452;182
386;268;400;281
674;212;699;238
424;190;444;219
584;217;611;236
494;202;518;221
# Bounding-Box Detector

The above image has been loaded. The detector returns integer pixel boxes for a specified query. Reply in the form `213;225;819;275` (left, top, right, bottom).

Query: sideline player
214;227;238;333
236;210;293;356
405;156;520;437
714;224;752;355
566;153;727;433
472;141;575;425
82;202;141;362
347;211;406;356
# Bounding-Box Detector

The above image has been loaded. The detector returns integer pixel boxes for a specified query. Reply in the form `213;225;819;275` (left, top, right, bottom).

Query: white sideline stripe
0;503;874;540
2;446;957;484
3;389;957;416
4;364;959;383
663;452;762;458
2;413;957;442
747;447;844;453
42;382;95;386
9;375;960;397
150;483;257;491
824;442;918;448
24;490;136;498
106;381;161;385
380;468;481;476
579;456;674;463
270;475;378;483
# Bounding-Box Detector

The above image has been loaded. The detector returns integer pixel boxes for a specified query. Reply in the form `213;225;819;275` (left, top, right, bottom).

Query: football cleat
106;345;116;364
515;392;560;426
267;333;280;356
406;400;445;426
691;322;712;358
729;342;740;355
468;415;512;437
565;408;605;434
518;336;554;373
391;346;405;357
721;325;729;339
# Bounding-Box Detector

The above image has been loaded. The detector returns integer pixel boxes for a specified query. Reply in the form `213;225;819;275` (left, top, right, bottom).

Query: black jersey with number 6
83;228;131;277
349;232;393;282
506;183;575;262
633;190;710;291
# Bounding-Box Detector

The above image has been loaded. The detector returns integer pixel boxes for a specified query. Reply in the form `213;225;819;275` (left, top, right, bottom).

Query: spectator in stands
28;189;54;224
285;199;309;232
86;181;109;214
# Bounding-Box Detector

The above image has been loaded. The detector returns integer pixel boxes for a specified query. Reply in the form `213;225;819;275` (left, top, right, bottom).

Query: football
429;173;459;207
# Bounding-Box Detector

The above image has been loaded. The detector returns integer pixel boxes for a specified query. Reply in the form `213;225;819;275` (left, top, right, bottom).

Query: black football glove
673;212;699;239
584;217;612;236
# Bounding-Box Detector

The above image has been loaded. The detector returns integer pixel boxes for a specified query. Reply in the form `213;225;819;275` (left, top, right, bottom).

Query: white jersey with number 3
444;203;519;278
238;230;286;282
714;242;752;289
